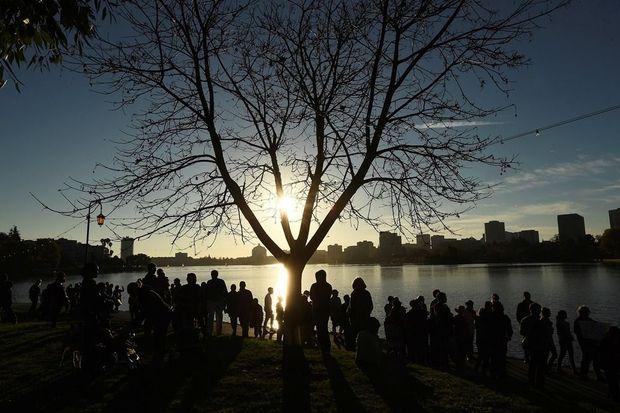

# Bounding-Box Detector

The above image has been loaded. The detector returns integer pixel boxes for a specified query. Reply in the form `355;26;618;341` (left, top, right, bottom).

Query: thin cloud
416;120;503;130
501;157;620;191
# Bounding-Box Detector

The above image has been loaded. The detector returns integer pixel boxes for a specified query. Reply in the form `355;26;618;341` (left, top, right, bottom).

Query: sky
1;0;620;258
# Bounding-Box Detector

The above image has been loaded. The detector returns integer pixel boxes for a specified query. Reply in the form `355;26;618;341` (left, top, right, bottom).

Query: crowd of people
1;266;619;402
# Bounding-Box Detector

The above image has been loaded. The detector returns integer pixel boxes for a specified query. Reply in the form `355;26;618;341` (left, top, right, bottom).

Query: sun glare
276;195;297;219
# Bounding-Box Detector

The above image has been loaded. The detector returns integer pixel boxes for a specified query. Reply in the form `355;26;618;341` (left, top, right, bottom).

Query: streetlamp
84;200;105;266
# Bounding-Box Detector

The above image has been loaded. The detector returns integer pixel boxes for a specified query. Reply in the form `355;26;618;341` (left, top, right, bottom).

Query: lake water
12;263;620;358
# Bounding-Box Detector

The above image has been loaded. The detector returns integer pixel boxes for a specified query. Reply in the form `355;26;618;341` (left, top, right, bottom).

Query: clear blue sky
1;0;619;257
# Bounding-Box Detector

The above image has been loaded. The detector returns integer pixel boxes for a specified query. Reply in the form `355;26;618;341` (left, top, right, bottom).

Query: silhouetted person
143;263;157;289
384;298;406;359
489;302;513;378
28;279;42;316
356;317;382;370
226;284;240;336
454;305;471;368
252;298;264;338
556;310;577;374
127;281;141;324
263;287;274;337
205;269;227;336
329;289;341;334
429;289;441;313
348;277;373;350
475;301;493;373
135;276;171;359
384;296;394;315
574;305;604;380
464;300;476;361
406;297;428;365
0;274;16;324
310;269;333;353
429;291;452;369
301;291;314;346
541;307;558;368
155;268;171;304
112;285;124;312
275;296;285;342
600;326;620;402
175;273;203;346
237;281;253;338
516;291;533;361
524;303;550;387
341;294;353;349
47;272;68;327
520;302;539;366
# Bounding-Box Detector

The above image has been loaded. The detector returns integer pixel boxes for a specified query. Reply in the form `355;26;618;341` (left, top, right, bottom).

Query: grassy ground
0;307;617;413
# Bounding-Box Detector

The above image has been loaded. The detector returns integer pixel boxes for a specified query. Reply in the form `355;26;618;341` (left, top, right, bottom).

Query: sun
277;195;297;218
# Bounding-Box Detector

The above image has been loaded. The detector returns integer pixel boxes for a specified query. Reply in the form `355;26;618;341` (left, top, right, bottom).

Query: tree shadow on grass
359;358;431;413
103;336;244;413
282;345;311;412
322;353;368;412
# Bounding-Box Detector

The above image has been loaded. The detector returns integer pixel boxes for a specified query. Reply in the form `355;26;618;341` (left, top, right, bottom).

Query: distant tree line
0;226;152;280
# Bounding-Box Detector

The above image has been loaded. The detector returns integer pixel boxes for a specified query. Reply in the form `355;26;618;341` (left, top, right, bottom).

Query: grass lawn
0;309;617;412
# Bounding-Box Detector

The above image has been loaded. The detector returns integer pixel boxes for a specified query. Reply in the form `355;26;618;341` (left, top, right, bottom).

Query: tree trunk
283;258;306;346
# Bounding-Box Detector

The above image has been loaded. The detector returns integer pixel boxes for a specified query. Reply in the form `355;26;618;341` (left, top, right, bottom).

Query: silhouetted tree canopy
45;0;569;301
0;0;114;90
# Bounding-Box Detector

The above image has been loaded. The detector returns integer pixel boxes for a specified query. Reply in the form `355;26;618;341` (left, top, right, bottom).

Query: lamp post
84;200;105;266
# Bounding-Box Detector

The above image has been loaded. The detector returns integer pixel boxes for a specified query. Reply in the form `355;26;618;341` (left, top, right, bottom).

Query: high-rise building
252;245;267;259
416;234;431;250
431;235;445;249
484;221;505;244
344;241;376;263
518;230;540;244
378;231;402;257
609;208;620;229
557;213;586;242
174;252;189;265
327;244;343;264
120;237;135;260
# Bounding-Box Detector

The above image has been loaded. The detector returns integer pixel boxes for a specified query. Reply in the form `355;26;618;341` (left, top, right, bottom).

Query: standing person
406;297;429;365
0;274;16;324
143;263;157;289
175;273;203;346
524;303;550;387
275;296;285;342
112;285;124;312
556;310;578;374
226;284;240;336
384;296;394;316
520;302;538;365
263;287;274;337
453;306;470;367
252;298;264;338
47;272;69;328
431;292;453;370
237;281;253;337
599;326;620;402
310;269;333;353
205;270;228;336
489;302;513;378
384;298;406;360
463;300;476;361
574;305;604;381
541;307;558;368
475;301;493;373
348;277;373;350
517;292;533;362
341;294;353;349
28;279;42;316
329;290;342;334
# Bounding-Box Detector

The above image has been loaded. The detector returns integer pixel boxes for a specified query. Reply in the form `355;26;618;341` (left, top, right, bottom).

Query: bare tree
48;0;567;315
